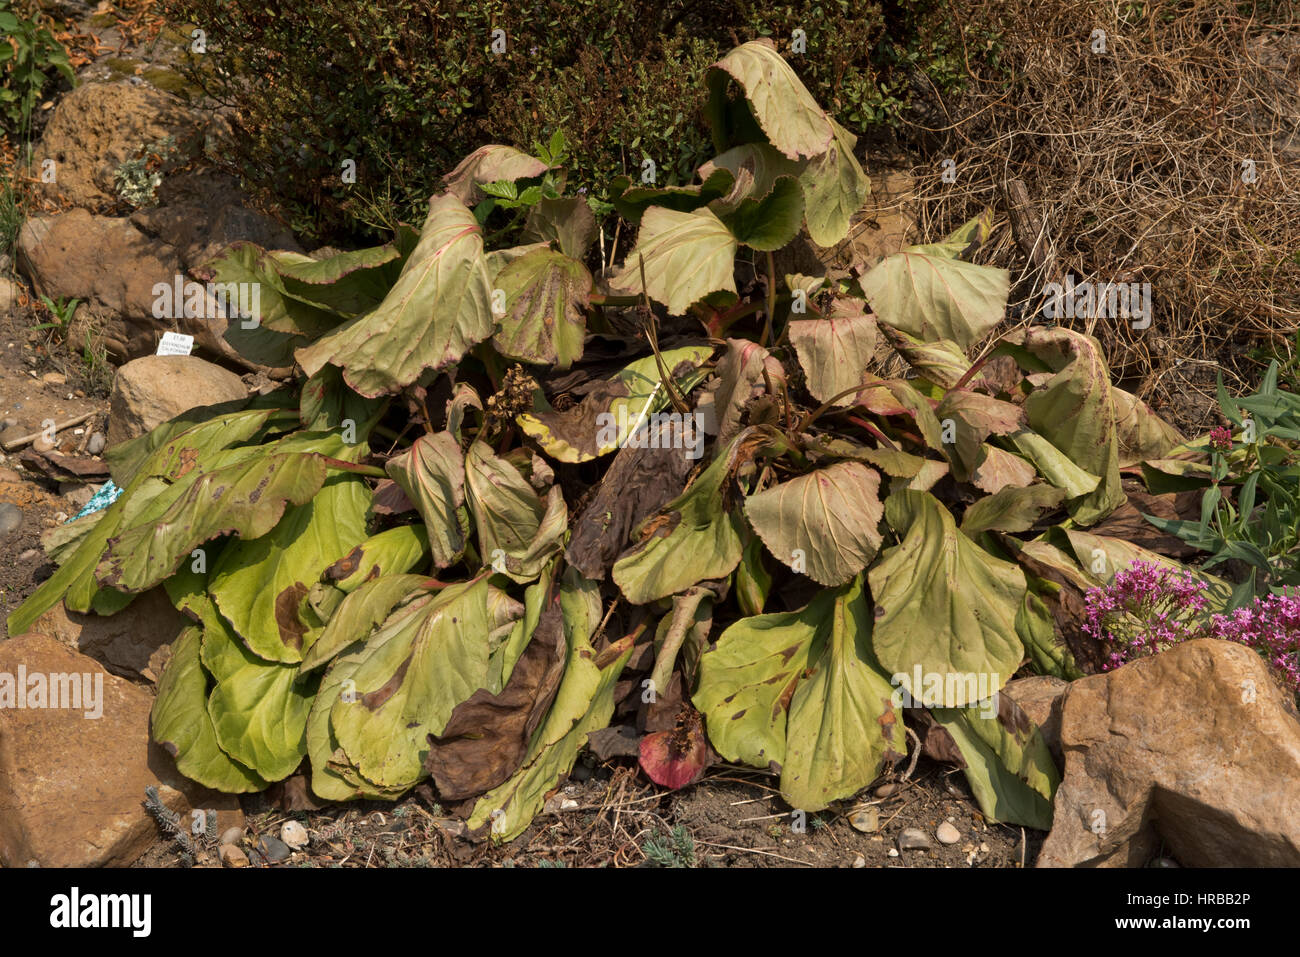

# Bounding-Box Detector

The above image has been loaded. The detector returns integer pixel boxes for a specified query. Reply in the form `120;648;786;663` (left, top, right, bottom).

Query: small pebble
849;805;879;833
41;372;65;386
280;820;309;850
874;782;898;799
852;854;866;868
219;826;244;846
936;821;961;845
219;844;248;868
18;548;38;562
257;835;291;863
0;502;22;536
87;432;106;455
887;848;899;858
32;434;55;453
898;828;932;850
1150;857;1180;868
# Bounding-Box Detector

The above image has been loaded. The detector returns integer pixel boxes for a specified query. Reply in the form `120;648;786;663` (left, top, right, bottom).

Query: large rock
23;589;189;683
1038;639;1300;867
0;634;242;867
107;355;248;447
18;209;181;361
19;207;295;367
31;80;205;212
131;169;301;272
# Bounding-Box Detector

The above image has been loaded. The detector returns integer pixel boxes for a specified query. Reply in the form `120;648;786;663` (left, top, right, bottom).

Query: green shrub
162;0;996;242
0;0;75;133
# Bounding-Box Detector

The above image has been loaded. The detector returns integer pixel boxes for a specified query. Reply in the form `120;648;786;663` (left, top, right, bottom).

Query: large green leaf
608;168;736;224
443;145;548;205
707;40;834;160
385;432;468;568
787;302;879;407
8;404;294;634
150;626;267;793
491;247;591;369
934;388;1024;481
197;242;338;365
715;173;805;251
208;470;371;663
960;484;1066;536
518;345;713;462
879;327;970;390
930;700;1060;829
695;577;904;811
869;490;1026;706
608;207;738;315
1012;328;1125;525
320;525;430;594
105;401;291;490
300;364;386;433
1005;428;1102;498
861;250;1009;352
203;609;315;782
465;570;633;840
300;574;436;672
465;441;567;584
743;462;884;586
94;448;330;595
521;196;597;259
329;577;522;790
799;118;872;247
1112;385;1184;467
612;431;751;604
307;621;415;802
296;192;496;397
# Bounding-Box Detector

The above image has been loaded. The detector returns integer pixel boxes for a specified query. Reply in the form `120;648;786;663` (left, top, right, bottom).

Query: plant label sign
156;332;195;356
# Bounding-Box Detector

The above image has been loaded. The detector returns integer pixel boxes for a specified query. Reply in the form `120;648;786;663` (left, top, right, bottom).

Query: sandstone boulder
106;354;248;446
23;588;189;683
1038;639;1300;867
131;169;301;272
32;80;205;212
0;634;241;867
18;209;183;361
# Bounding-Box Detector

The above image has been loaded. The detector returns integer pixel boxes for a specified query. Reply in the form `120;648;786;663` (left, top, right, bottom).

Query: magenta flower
1209;426;1233;452
1083;561;1300;697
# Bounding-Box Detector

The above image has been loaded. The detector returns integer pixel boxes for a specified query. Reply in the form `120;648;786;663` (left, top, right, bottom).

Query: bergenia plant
7;40;1234;843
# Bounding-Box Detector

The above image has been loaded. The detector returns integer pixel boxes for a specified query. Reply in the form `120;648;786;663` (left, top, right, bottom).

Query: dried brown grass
907;0;1300;432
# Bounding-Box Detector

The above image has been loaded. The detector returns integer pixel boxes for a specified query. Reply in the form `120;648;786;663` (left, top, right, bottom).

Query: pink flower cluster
1083;560;1300;696
1207;594;1300;692
1083;561;1209;670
